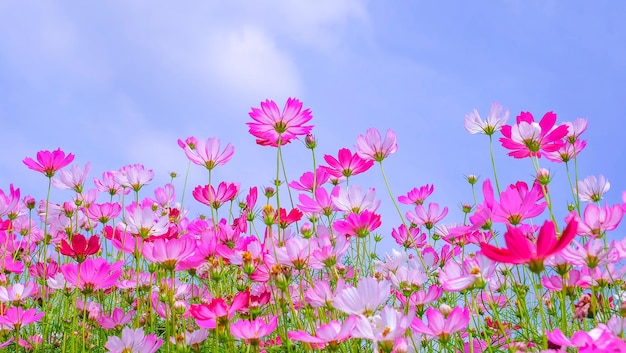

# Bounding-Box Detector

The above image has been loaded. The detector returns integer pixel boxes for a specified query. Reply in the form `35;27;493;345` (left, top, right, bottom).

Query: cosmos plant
0;98;623;353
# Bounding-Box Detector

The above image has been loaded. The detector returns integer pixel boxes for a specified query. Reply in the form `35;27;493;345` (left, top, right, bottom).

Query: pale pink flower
181;137;234;170
565;204;623;237
94;171;129;196
87;202;122;224
438;252;496;292
0;184;21;219
353;306;414;352
23;148;74;178
561;239;619;268
332;185;380;214
119;207;169;239
104;327;163;353
577;175;610;202
114;164;154;192
391;224;426;249
52;162;91;192
464;102;509;135
355;128;398;162
564;117;588;143
305;279;345;308
0;281;38;303
247;98;313;146
298;186;340;217
333;277;390;316
545;139;586;163
542;269;589;292
406;203;448;230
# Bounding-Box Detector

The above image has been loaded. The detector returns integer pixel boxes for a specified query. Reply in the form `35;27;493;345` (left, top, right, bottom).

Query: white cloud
210;26;302;101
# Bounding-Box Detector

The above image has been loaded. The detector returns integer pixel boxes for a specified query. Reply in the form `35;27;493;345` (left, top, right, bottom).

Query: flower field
0;98;625;352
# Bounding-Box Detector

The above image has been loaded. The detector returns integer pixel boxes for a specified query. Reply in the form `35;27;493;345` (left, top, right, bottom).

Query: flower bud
536;168;551;185
465;174;479;185
305;134;317;149
439;303;453;318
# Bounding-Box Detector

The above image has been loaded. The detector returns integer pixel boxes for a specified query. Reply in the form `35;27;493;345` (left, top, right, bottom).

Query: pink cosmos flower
355;128;398;162
438;252;496;292
480;219;578;273
564;117;588;143
577;175;610;202
565;204;623;237
411;306;469;343
0;307;44;330
104;327;163;353
353;307;414;352
0;281;38;303
114;164;154;192
322;148;374;178
189;290;250;329
193;182;239;209
0;184;20;219
230;316;278;346
391;224;426;249
333;277;390;316
288;316;356;349
396;285;442;316
247;98;313;146
94;171;129;196
23;148;75;178
561;239;619;269
181;137;234;170
298;186;340;217
542;269;588;292
120;206;169;239
98;307;135;330
545;139;586;163
333;210;382;238
406;203;448;230
398;184;434;205
288;167;330;192
51;162;91;192
499;111;568;158
142;235;196;271
61;258;123;294
332;185;380;214
492;181;546;226
546;327;625;353
464;102;509;135
87;202;122;224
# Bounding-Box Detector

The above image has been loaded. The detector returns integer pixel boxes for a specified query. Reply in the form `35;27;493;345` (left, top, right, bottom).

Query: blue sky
1;1;625;250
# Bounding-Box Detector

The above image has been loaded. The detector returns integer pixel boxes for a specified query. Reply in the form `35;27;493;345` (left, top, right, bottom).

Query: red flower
59;233;100;263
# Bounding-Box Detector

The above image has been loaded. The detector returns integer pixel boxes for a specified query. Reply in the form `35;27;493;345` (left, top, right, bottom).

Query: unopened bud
465;175;478;185
305;134;317;149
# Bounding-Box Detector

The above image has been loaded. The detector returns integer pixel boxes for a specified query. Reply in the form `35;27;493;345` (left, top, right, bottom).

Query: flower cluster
0;99;622;353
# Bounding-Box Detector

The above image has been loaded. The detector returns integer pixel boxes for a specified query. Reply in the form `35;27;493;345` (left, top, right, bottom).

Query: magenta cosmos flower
0;307;44;330
247;98;313;146
480;219;578;273
322;148;374;178
355;128;398;162
499;111;569;158
23;148;75;178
